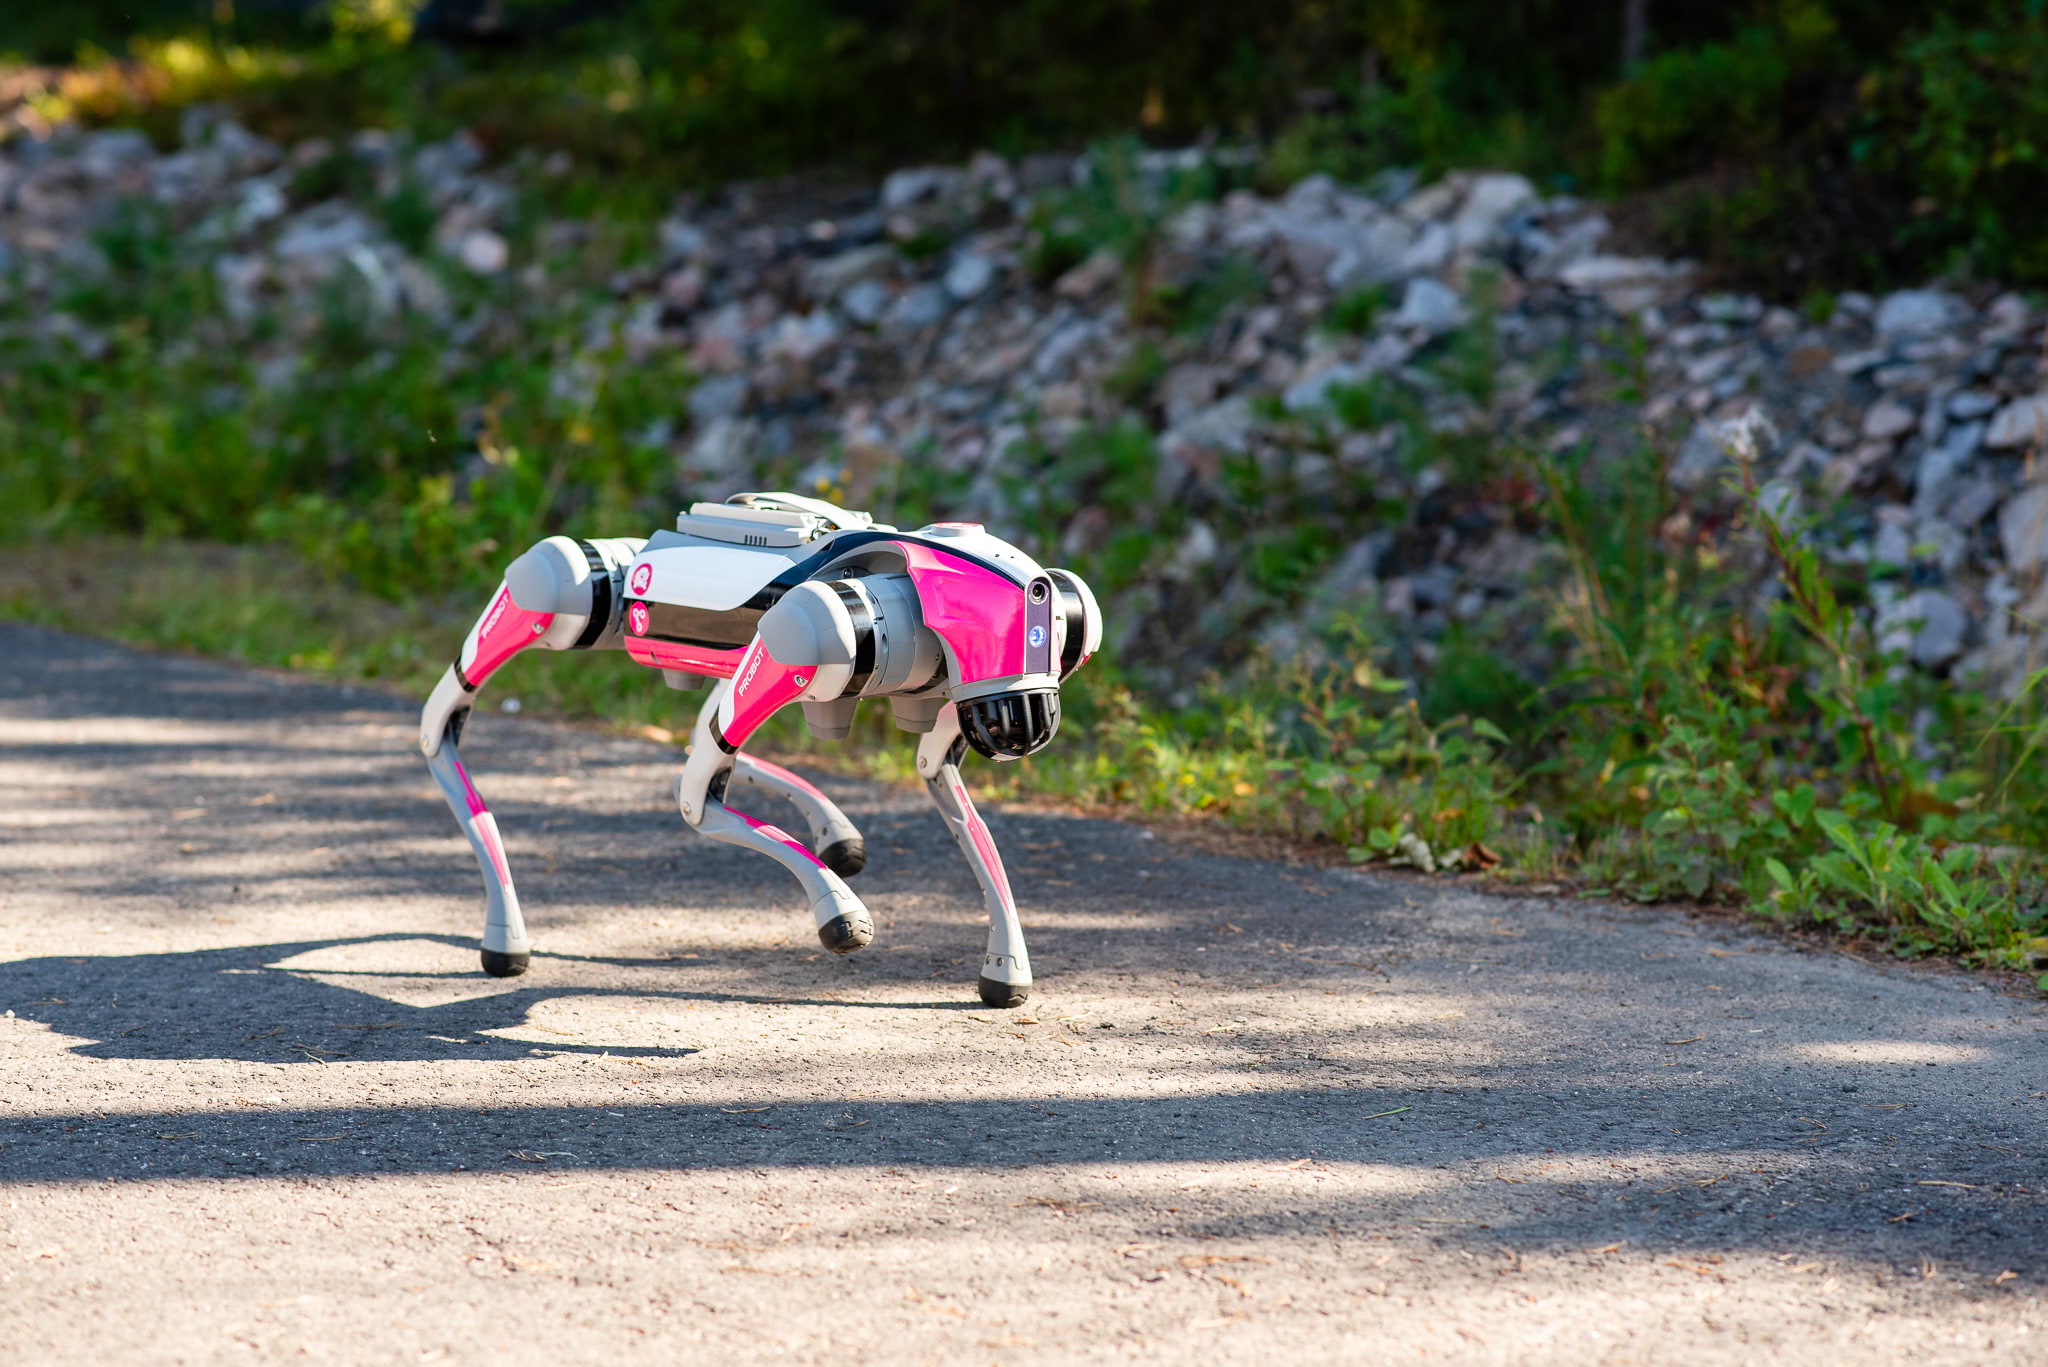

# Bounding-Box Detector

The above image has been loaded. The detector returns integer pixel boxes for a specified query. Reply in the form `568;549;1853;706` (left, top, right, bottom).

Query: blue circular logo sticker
1028;625;1047;648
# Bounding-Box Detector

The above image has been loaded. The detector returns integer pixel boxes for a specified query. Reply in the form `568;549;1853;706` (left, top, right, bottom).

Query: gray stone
1912;421;1985;519
1325;216;1419;290
1159;364;1225;427
1877;589;1968;668
1164;521;1219;580
272;204;379;267
1284;362;1370;414
838;277;890;326
1558;255;1690;312
805;244;897;300
1167;396;1257;456
658;217;709;263
1449;173;1536;249
943;252;996;300
1987;393;2048;449
1862;400;1917;441
688;374;750;424
1999;484;2048;574
687;416;760;482
882;283;951;336
456;228;509;275
1946;476;2003;528
880;166;962;209
1392;277;1464;334
1031;319;1095;379
1948;390;2001;420
1669;409;1775;490
1873;289;1958;339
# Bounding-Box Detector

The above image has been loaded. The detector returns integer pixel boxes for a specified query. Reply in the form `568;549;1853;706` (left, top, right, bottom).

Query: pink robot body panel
463;586;555;688
718;638;814;745
623;635;745;678
895;541;1027;684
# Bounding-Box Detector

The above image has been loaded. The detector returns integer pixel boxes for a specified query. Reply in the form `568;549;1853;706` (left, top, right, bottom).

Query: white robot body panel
417;492;1101;1007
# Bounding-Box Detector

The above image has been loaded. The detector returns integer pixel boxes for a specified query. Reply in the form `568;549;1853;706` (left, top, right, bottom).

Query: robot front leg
678;679;876;953
916;707;1033;1007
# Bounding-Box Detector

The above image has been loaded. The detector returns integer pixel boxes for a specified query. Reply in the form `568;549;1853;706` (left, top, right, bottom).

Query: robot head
890;537;1101;761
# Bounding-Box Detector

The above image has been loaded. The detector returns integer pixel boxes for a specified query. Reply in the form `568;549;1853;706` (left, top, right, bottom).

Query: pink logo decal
626;602;650;636
629;563;653;595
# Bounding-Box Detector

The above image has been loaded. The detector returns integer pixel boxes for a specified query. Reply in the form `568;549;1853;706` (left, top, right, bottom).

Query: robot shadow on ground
0;933;995;1067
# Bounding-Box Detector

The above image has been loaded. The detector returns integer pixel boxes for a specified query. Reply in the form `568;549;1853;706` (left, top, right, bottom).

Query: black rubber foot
818;837;867;878
817;912;874;954
480;949;531;978
978;976;1030;1008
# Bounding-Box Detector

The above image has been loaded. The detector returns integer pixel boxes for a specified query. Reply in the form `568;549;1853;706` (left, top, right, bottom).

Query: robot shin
416;493;1102;1006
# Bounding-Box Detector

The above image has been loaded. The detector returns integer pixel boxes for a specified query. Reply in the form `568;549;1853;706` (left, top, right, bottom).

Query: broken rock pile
5;113;2048;693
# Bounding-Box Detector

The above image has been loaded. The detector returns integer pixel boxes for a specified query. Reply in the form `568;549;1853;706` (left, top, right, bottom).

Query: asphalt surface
1;621;2045;1365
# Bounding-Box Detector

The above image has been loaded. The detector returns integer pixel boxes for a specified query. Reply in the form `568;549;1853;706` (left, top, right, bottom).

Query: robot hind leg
677;681;876;953
731;754;868;876
416;535;642;978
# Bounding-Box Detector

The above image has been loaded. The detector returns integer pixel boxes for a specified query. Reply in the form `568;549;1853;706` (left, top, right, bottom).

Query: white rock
805;244;896;299
764;310;841;364
880;166;962;209
688;416;760;482
659;216;709;263
1523;214;1610;281
1284;362;1370;414
1913;422;1985;518
943;252;996;300
456;228;508;275
1325;217;1418;290
1558;254;1689;312
1168;396;1257;454
1396;179;1462;224
1392;277;1464;334
1948;390;2000;420
1449;172;1536;249
838;277;890;326
1396;222;1454;276
1987;393;2048;449
2000;484;2048;574
1164;521;1219;580
882;283;950;336
1877;589;1968;668
273;204;378;267
1873;289;1957;339
1862;400;1917;441
227;179;287;235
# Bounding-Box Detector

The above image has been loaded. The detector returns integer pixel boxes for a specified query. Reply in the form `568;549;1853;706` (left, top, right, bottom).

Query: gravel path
2;622;2044;1365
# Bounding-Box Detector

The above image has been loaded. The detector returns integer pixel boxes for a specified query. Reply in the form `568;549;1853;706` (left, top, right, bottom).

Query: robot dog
418;491;1101;1007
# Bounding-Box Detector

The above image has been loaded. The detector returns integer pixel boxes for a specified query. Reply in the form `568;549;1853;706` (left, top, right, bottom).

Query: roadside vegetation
5;2;2048;987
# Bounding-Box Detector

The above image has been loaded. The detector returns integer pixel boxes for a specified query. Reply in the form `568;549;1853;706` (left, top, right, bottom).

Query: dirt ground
2;622;2044;1365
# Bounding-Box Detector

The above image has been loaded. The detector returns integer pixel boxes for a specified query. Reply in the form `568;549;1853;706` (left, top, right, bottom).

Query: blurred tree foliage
5;1;2048;287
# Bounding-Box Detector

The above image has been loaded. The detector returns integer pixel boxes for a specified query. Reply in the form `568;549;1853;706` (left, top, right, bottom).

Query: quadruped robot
418;491;1102;1007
